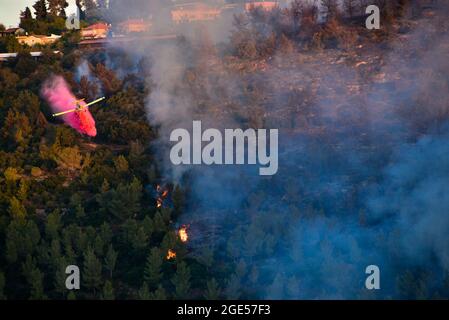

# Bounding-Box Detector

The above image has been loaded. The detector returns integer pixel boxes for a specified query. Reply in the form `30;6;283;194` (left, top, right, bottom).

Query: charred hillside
0;0;448;300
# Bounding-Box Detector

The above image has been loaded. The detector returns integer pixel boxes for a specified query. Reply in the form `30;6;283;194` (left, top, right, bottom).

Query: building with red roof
81;22;110;40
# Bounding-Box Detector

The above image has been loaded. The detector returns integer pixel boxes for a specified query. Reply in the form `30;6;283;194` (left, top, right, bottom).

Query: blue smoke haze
103;0;449;299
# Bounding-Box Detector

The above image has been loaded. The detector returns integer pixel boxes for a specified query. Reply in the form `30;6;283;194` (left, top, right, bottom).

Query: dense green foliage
0;44;195;299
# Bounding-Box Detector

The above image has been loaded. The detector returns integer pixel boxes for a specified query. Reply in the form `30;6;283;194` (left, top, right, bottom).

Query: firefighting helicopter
52;96;106;137
52;96;106;117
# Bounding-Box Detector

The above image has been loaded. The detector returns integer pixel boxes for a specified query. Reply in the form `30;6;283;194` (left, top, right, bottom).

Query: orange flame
166;249;176;260
155;184;169;209
178;226;188;243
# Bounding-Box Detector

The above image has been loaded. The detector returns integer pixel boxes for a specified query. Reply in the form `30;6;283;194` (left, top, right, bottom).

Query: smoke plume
109;0;449;298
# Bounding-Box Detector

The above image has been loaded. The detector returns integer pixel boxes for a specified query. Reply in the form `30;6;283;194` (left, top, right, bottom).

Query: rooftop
83;22;109;30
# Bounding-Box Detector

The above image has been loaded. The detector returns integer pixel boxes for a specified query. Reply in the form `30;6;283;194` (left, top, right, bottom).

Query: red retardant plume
41;76;97;137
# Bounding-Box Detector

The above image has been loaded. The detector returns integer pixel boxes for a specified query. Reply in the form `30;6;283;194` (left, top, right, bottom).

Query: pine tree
20;7;33;21
45;209;61;240
79;76;98;101
160;231;177;257
133;226;148;250
98;178;142;221
144;248;163;287
96;179;110;215
100;223;113;243
4;167;20;188
104;245;118;278
121;219;146;250
22;256;46;300
59;0;69;17
76;204;85;219
204;278;221;300
54;262;66;297
48;0;67;16
33;0;48;21
94;234;105;257
17;179;29;201
138;282;150;300
235;259;247;279
59;8;67;18
6;220;40;263
101;178;110;193
49;240;62;270
22;255;36;283
196;245;214;270
149;284;167;300
142;216;154;238
8;197;26;220
48;0;58;16
172;185;185;214
51;146;84;170
29;268;46;300
171;261;191;299
101;281;115;300
83;248;102;295
75;0;86;20
152;212;168;233
114;155;129;173
224;274;241;300
95;63;122;95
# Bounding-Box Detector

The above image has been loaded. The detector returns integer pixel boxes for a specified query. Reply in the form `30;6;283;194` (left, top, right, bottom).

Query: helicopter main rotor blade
84;97;106;108
52;97;105;117
52;108;78;117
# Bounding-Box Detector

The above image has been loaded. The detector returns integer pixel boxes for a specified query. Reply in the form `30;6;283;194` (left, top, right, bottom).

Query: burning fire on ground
166;226;189;260
155;184;170;208
166;249;176;260
178;225;189;243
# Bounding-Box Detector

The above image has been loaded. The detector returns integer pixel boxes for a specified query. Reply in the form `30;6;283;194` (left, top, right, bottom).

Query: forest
1;0;449;300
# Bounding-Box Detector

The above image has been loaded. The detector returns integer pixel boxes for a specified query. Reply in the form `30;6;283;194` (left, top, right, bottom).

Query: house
80;22;110;40
79;34;177;49
0;27;26;37
245;1;278;12
171;2;221;24
16;34;61;46
0;51;61;62
118;19;152;34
